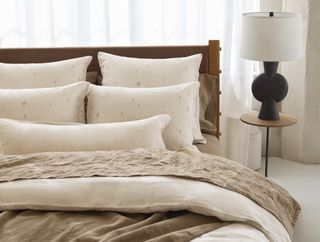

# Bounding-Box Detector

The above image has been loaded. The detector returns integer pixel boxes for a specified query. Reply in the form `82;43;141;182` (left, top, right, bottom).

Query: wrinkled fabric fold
0;210;229;242
0;148;300;238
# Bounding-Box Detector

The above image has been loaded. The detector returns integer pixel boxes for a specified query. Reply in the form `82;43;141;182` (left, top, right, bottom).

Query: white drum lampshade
239;12;304;121
240;12;303;61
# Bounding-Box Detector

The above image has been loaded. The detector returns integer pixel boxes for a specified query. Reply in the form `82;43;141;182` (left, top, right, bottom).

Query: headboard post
208;40;221;139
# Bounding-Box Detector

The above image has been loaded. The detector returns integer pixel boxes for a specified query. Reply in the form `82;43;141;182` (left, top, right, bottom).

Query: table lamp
240;12;303;120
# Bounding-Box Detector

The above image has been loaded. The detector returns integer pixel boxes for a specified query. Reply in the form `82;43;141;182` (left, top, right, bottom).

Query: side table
240;111;297;177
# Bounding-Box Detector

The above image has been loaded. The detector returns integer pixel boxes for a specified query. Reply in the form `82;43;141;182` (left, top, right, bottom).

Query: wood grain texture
0;45;211;74
208;40;221;138
240;111;297;128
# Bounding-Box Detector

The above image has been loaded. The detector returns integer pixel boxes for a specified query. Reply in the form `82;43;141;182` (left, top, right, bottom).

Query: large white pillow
87;83;198;150
0;82;88;123
98;52;204;144
0;56;92;89
0;115;170;155
98;52;202;87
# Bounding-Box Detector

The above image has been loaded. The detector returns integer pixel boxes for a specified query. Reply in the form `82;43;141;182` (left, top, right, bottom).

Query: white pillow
98;52;205;144
98;52;202;87
0;82;88;123
87;83;198;150
0;56;92;89
0;115;170;155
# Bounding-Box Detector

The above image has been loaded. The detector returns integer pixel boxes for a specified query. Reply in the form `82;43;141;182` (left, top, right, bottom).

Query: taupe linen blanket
0;210;228;242
0;148;300;238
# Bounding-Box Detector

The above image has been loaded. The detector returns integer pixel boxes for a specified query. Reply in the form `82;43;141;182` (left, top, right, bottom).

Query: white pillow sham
0;56;92;89
98;52;204;144
0;82;88;123
87;83;198;150
98;52;202;87
0;115;170;155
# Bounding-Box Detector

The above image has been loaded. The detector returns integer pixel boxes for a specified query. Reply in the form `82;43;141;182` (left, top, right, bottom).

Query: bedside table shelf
240;111;297;177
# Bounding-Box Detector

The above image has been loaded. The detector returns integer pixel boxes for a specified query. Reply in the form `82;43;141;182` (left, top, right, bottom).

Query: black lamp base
252;62;288;121
259;98;279;120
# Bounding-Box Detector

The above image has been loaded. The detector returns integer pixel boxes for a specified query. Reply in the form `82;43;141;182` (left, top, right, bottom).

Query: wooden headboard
0;40;221;138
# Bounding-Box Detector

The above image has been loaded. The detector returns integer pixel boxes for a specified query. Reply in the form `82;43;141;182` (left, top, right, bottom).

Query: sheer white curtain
0;0;259;164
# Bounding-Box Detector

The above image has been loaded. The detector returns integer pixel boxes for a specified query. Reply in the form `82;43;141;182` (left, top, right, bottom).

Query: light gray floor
258;157;320;242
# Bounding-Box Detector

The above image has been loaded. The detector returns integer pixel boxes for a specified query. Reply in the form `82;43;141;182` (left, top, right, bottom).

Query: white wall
303;0;320;162
282;0;320;163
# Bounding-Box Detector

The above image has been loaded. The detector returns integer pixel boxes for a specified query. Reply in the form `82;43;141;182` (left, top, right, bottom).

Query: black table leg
265;127;270;177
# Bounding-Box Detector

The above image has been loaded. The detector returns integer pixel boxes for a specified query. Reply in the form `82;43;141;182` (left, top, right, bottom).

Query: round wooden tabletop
240;111;297;128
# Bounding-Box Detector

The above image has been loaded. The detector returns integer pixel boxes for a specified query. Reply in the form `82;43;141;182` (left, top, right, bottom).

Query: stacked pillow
87;83;198;150
98;52;202;87
0;56;92;89
0;52;205;154
0;56;170;154
0;57;92;123
97;52;205;144
0;82;88;123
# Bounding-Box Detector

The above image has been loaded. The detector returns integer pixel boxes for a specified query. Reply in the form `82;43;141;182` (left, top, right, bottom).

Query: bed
0;41;299;242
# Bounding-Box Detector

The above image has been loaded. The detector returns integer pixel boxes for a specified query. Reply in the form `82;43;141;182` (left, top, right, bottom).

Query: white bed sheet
192;223;269;242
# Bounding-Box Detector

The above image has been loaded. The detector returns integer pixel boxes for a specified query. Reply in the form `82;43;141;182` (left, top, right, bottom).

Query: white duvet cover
0;176;290;242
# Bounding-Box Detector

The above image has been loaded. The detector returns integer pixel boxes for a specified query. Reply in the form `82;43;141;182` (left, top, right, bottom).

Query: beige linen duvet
0;148;300;242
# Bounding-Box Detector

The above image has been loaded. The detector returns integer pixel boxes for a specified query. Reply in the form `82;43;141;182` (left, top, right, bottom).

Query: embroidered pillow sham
0;82;88;123
0;56;92;89
98;52;204;144
87;82;198;150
